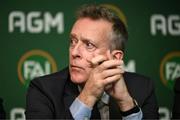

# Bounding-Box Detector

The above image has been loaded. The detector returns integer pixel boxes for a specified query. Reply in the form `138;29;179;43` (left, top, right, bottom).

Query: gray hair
76;4;128;52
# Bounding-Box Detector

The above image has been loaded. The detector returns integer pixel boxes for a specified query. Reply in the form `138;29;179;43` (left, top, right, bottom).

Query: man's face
69;18;112;84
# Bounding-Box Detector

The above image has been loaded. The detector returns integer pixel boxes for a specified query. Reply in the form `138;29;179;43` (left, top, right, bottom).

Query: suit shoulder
174;77;180;91
124;72;151;82
124;72;155;92
29;67;69;91
124;72;156;107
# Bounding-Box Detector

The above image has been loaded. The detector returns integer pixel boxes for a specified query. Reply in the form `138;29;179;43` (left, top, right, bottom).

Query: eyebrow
81;36;98;45
81;37;92;43
70;33;76;39
70;33;97;45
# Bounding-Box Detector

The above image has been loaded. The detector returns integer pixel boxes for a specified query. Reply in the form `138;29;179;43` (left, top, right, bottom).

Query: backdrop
0;0;180;119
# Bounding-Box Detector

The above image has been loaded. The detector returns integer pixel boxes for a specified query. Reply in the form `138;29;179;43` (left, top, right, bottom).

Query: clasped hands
78;51;135;111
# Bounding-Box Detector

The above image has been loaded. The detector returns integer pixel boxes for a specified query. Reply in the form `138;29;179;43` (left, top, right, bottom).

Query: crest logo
17;50;57;88
160;51;180;90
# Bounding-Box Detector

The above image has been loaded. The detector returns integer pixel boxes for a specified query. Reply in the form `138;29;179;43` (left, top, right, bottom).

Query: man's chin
70;75;86;84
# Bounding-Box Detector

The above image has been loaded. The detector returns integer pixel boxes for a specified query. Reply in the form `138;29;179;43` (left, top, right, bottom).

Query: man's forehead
71;18;112;39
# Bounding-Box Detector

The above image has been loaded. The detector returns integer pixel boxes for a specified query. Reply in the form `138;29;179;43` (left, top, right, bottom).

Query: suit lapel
63;77;79;119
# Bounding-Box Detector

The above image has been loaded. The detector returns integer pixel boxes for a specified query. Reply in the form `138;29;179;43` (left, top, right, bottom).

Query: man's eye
70;39;77;47
85;41;96;50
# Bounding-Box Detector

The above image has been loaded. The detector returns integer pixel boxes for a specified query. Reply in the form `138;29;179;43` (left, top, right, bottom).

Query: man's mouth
70;65;84;70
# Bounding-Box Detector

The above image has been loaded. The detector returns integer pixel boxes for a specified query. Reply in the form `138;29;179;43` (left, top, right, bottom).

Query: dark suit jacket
25;67;159;119
0;98;6;119
172;77;180;119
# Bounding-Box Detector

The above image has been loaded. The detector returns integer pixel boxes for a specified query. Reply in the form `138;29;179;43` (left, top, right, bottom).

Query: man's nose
71;43;82;58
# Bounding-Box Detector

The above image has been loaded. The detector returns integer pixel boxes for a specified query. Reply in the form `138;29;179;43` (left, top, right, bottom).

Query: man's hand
102;51;135;112
78;55;122;108
106;77;135;111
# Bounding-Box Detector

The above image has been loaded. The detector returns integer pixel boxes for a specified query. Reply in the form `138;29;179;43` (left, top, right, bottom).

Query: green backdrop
0;0;180;119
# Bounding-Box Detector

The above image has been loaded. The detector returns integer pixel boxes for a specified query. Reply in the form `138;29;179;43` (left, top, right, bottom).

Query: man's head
69;4;128;84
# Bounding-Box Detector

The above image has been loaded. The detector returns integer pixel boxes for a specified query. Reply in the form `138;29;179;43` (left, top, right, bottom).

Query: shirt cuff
70;98;92;120
122;108;143;120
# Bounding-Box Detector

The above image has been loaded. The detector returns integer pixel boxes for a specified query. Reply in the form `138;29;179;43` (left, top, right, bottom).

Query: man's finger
87;55;107;68
99;60;123;70
102;68;123;79
103;74;122;85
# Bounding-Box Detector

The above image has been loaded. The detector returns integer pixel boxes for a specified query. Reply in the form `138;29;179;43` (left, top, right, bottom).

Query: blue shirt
70;98;142;120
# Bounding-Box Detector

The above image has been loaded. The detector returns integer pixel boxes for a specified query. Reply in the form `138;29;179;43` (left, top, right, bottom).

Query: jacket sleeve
25;78;54;119
141;79;159;119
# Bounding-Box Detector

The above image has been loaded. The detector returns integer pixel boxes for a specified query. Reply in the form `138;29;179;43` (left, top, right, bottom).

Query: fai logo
160;51;180;90
17;50;57;88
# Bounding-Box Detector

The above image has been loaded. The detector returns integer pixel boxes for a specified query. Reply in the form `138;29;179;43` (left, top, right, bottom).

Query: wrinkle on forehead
70;18;113;48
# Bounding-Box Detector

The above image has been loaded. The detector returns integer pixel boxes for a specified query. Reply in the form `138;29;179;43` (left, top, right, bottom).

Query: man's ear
111;50;124;60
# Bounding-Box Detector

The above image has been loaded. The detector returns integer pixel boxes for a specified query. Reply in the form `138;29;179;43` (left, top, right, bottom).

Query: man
26;4;159;119
172;77;180;119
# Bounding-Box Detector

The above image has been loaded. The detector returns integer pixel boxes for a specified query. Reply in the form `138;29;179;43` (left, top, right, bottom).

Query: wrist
78;91;97;108
117;96;135;111
120;99;140;116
